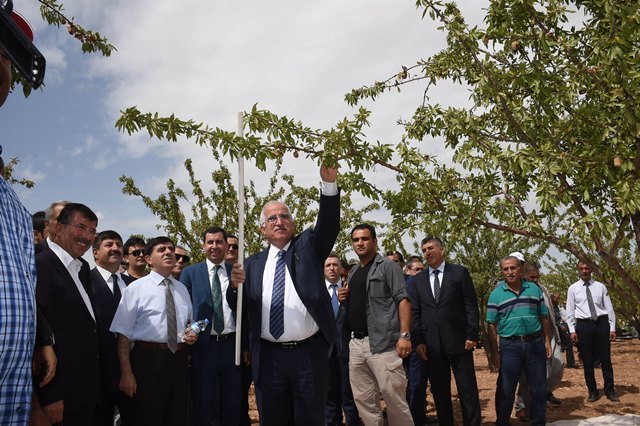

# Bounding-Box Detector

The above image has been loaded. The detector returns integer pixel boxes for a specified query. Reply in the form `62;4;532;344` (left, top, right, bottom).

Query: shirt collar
149;270;173;285
96;264;120;283
205;258;226;273
49;240;78;269
269;241;292;259
429;261;445;275
325;278;341;290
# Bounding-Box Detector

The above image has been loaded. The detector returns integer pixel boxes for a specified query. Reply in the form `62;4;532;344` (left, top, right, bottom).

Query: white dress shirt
95;265;127;295
260;242;319;342
566;278;616;333
110;270;193;344
325;278;343;294
206;259;236;335
49;240;95;321
428;261;445;298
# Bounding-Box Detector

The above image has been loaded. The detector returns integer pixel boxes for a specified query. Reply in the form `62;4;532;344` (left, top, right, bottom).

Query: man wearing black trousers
410;236;481;426
566;261;619;402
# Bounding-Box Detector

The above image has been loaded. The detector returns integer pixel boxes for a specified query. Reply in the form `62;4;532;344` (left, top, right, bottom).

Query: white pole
235;111;245;366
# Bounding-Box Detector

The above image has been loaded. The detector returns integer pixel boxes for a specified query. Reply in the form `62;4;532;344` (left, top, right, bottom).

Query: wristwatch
400;332;411;340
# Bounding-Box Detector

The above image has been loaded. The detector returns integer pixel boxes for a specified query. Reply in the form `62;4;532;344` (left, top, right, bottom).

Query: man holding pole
230;163;340;426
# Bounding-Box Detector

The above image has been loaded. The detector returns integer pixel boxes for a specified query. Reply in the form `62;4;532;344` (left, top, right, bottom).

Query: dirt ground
247;339;640;424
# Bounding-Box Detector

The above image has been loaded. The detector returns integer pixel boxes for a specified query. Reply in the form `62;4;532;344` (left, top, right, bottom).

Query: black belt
577;315;608;323
503;332;542;342
135;341;186;351
210;332;235;342
261;332;320;349
350;331;368;339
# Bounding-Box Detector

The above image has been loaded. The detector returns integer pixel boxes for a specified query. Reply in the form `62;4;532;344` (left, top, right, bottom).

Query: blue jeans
495;336;547;426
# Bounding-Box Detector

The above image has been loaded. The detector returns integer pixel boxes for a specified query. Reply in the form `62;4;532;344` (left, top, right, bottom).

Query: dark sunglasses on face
129;249;144;257
228;244;239;250
175;254;190;263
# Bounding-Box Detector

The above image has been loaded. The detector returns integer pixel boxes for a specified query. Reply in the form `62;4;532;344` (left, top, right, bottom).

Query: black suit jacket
35;248;101;412
91;268;134;393
410;263;480;355
228;191;340;386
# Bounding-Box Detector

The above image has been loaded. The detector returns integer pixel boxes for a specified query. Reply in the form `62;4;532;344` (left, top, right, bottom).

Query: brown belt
135;340;186;351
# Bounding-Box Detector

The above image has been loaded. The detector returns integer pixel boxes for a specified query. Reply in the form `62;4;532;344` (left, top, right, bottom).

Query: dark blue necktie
330;283;339;318
269;250;286;340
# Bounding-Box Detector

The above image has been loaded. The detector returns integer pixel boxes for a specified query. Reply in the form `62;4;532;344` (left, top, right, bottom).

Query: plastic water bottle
178;319;209;342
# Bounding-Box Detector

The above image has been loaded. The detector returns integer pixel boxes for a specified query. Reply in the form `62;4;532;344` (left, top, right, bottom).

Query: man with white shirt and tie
324;253;360;426
35;203;101;425
110;236;197;426
90;230;134;425
181;226;245;425
230;163;340;426
566;261;619;403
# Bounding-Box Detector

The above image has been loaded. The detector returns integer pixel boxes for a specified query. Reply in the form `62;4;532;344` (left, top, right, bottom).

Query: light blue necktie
330;283;339;318
269;250;286;340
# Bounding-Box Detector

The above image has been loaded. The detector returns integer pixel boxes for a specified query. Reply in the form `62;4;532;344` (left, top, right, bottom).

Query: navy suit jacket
410;262;480;355
228;191;340;386
90;268;133;393
181;261;246;353
35;248;100;410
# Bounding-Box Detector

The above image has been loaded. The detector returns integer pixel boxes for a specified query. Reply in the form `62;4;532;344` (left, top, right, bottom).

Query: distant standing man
181;227;244;425
342;223;413;426
411;237;481;426
229;164;340;425
111;236;197;426
90;230;134;425
324;254;360;426
122;237;147;280
172;245;190;279
226;234;240;264
566;261;619;402
486;256;552;426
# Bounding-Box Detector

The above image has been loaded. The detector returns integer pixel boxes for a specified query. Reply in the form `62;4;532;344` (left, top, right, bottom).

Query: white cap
509;251;525;263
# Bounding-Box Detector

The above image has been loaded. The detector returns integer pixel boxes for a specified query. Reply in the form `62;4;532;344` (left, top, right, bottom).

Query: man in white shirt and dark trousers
111;236;198;426
566;261;619;403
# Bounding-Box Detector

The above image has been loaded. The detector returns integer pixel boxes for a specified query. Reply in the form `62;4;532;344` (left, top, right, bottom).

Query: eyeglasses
68;222;97;237
265;213;292;224
175;254;190;263
129;249;144;257
228;244;239;250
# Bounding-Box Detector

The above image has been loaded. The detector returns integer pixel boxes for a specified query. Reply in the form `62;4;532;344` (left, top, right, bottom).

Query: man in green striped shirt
486;256;552;426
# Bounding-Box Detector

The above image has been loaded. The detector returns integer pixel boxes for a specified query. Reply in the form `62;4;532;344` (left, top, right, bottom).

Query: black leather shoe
587;392;600;402
606;391;620;401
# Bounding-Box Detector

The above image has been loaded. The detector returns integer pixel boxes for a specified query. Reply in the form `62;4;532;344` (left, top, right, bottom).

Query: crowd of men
0;7;626;426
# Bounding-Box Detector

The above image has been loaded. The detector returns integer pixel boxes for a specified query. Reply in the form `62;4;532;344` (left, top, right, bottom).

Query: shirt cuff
321;180;338;196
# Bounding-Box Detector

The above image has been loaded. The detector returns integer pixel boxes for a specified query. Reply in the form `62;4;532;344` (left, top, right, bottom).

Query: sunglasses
176;254;191;263
228;244;239;250
129;249;144;257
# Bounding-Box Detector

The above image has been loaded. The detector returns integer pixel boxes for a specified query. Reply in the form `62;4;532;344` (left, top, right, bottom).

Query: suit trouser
405;350;429;425
130;345;189;426
326;343;360;425
191;334;243;426
428;350;481;426
576;317;615;394
348;337;413;426
256;334;329;426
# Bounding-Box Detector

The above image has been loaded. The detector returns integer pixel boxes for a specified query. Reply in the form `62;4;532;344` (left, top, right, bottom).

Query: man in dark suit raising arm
411;236;481;426
230;163;340;426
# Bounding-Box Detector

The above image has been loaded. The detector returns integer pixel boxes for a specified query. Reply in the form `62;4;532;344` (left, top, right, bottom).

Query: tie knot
213;264;221;273
163;278;172;287
433;269;440;276
111;273;119;283
583;280;590;286
330;283;338;289
278;250;286;259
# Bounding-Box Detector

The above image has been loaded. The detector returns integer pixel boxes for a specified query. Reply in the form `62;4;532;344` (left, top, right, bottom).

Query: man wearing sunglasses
172;246;190;280
123;237;147;280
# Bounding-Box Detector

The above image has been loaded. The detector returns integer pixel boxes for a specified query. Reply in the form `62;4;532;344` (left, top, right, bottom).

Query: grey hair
499;255;521;268
44;200;71;221
259;200;294;226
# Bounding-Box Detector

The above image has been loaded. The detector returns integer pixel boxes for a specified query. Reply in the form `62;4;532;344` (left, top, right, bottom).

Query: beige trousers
348;337;414;426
